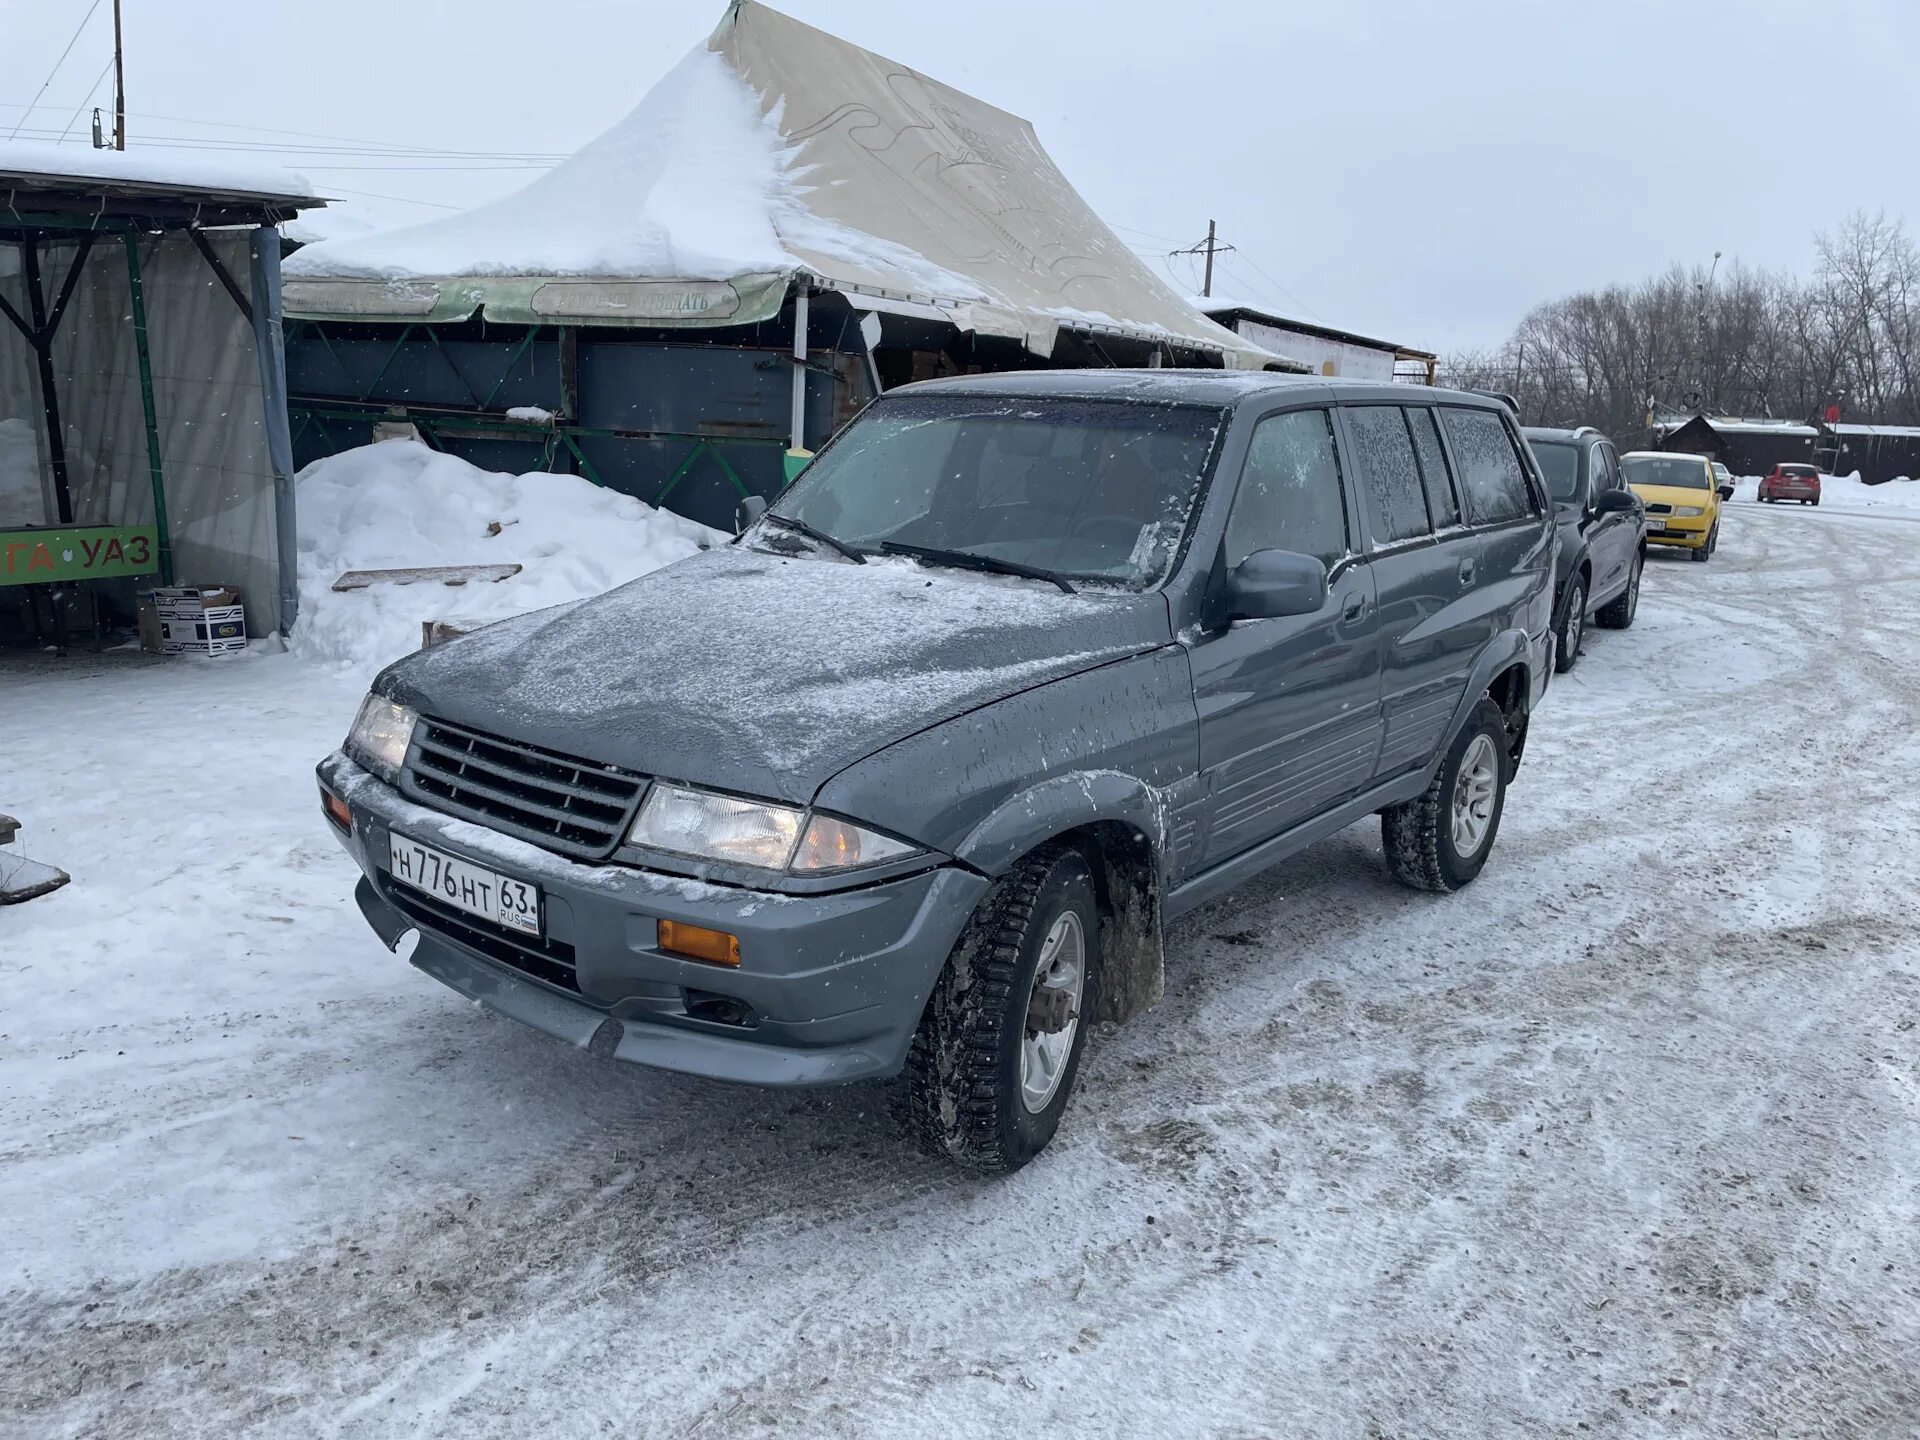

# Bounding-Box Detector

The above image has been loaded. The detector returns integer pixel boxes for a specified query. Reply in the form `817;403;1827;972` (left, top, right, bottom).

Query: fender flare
1438;630;1533;759
954;770;1173;1026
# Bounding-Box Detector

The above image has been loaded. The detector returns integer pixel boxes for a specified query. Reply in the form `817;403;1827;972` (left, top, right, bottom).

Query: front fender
953;769;1171;882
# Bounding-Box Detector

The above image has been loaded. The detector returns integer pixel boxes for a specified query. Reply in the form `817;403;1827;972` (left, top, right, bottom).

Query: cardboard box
139;585;247;657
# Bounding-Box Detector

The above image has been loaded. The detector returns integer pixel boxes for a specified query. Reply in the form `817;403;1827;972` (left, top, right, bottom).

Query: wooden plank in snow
330;564;523;592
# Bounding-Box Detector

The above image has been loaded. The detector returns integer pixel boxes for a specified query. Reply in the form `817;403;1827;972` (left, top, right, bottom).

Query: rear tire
1553;578;1586;674
903;846;1100;1174
1595;553;1640;629
1381;697;1510;894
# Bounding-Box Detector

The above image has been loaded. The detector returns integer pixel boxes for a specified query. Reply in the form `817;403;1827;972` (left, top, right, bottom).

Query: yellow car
1621;451;1732;562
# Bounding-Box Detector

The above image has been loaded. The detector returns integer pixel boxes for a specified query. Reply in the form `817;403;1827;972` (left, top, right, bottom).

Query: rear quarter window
1441;407;1537;525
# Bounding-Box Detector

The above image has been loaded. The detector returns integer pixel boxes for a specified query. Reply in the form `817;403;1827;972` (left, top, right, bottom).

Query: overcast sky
6;0;1916;351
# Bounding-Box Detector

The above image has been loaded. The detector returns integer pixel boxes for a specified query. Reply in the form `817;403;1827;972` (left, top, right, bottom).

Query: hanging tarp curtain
0;230;285;634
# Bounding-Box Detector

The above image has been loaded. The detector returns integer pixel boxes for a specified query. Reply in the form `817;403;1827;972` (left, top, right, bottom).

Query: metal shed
0;145;320;637
1819;423;1920;484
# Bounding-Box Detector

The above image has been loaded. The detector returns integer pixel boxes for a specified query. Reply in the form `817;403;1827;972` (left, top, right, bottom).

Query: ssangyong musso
319;373;1554;1172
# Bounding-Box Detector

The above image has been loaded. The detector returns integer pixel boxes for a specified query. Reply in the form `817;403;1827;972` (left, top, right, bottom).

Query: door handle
1342;595;1368;622
1457;558;1476;585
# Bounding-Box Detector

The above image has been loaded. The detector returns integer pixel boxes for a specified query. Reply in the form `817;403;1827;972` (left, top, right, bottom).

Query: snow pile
284;48;793;283
1736;470;1920;511
0;416;46;525
289;440;721;676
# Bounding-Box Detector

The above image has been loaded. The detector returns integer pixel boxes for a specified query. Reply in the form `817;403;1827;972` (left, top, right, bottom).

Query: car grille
402;716;646;860
1644;502;1672;514
385;878;584;994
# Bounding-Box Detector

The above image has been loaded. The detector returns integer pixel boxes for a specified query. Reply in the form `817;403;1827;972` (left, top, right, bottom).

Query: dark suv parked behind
1522;426;1647;673
319;373;1554;1172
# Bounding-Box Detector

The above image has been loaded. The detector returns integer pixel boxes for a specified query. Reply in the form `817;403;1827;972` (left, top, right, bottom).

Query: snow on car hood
378;545;1172;806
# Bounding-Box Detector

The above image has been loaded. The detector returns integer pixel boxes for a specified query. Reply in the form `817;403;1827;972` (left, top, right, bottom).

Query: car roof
1522;425;1604;444
1621;449;1707;460
891;368;1506;412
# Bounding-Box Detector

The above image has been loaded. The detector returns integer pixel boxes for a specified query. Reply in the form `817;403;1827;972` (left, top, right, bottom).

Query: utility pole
1693;249;1721;413
112;0;126;149
1171;221;1235;299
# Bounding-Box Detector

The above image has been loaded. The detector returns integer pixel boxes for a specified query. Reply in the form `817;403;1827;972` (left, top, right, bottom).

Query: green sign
0;525;161;587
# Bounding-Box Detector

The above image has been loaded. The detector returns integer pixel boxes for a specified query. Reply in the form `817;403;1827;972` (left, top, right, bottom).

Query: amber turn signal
321;788;352;833
657;919;741;967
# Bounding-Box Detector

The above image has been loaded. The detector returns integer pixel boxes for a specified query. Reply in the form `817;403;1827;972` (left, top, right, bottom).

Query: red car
1759;463;1822;505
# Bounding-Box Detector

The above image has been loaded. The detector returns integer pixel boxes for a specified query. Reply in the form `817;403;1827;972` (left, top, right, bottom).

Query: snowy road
5;503;1919;1438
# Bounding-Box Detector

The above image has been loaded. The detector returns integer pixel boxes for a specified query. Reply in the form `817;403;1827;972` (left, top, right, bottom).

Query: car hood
376;545;1172;806
1628;483;1714;507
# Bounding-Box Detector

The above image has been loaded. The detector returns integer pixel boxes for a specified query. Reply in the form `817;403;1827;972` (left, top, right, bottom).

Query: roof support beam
43;231;97;341
20;240;75;524
188;227;252;324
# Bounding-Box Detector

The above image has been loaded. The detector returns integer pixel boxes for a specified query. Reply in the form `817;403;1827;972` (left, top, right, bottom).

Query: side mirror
1717;483;1735;500
1225;548;1328;621
735;494;768;535
1594;488;1638;514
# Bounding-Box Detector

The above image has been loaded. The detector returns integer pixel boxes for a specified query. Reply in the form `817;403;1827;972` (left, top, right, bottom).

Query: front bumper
1646;517;1710;548
318;752;988;1086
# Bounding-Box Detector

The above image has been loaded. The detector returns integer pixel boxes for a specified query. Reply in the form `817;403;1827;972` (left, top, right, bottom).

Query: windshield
1529;442;1581;502
761;394;1225;588
1622;455;1710;490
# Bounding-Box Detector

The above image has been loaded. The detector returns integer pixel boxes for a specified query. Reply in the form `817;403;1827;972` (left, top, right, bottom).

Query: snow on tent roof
281;0;1268;366
0;140;315;202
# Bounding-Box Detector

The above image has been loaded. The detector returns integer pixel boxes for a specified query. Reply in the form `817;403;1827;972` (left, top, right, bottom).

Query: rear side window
1443;407;1536;525
1406;408;1460;528
1346;406;1431;544
1226;408;1349;571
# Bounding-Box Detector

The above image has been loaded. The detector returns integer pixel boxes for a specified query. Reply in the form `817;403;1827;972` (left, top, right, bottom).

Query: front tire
903;846;1101;1174
1553;577;1586;674
1595;553;1641;629
1381;697;1510;893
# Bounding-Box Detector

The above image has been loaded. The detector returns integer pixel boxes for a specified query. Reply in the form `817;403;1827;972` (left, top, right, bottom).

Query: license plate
387;833;540;937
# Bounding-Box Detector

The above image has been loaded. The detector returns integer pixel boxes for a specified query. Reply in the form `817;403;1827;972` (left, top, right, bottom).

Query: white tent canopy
284;0;1270;367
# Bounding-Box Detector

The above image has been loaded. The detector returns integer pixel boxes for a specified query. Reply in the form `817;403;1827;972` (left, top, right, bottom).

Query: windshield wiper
879;540;1076;593
759;511;866;564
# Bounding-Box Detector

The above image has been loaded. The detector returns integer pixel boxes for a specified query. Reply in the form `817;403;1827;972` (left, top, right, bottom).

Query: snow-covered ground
5;504;1920;1437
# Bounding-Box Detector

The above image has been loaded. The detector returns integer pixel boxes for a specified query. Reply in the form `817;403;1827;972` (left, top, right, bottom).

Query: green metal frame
121;233;174;585
284;399;779;508
0;215;178;585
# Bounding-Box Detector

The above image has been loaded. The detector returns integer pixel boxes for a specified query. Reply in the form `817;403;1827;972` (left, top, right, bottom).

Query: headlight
628;784;917;873
346;694;417;781
1673;505;1704;517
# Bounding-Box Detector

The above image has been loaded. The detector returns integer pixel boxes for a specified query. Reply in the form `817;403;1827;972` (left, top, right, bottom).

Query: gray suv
318;372;1554;1172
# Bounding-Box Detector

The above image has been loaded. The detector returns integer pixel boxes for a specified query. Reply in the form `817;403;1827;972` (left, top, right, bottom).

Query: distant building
1654;415;1818;477
1818;423;1920;484
1191;299;1435;384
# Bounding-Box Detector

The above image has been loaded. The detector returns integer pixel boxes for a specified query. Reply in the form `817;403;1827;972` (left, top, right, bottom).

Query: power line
56;56;114;144
317;184;463;211
0;101;570;161
7;0;105;140
2;122;566;161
